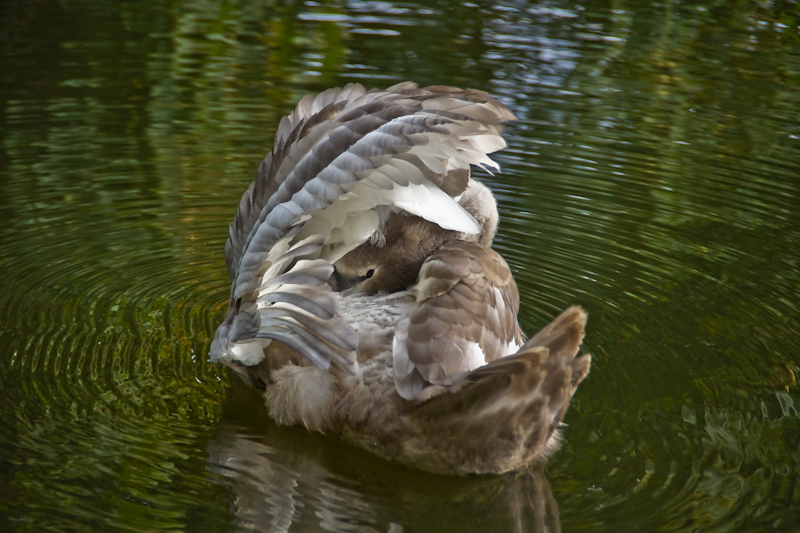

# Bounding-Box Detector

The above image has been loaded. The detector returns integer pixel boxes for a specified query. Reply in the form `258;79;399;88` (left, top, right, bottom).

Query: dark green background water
2;0;799;531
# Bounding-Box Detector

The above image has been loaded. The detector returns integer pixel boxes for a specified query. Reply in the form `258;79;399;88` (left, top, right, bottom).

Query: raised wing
210;83;517;378
393;241;524;400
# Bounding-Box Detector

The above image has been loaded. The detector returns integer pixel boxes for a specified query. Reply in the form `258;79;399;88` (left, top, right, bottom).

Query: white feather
392;181;480;233
462;341;489;371
229;340;266;366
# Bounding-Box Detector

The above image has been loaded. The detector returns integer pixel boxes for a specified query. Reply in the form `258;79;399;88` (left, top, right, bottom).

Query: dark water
2;0;799;531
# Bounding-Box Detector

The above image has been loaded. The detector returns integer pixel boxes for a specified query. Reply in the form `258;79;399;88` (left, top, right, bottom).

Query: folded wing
393;241;524;400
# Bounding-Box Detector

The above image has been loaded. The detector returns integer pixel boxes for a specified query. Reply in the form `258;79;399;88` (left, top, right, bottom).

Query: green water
1;0;799;531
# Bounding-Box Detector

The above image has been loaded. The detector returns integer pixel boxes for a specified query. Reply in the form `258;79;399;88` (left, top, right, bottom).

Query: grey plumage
211;82;514;374
393;242;523;399
209;82;591;474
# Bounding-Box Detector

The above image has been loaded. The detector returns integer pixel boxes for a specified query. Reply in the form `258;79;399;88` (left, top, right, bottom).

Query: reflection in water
209;423;388;532
1;0;799;530
209;383;561;533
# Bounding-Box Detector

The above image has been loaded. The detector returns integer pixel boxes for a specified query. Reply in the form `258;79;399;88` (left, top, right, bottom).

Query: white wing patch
228;340;267;366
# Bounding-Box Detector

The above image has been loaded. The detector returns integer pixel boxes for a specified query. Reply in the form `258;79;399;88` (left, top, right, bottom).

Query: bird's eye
365;269;375;279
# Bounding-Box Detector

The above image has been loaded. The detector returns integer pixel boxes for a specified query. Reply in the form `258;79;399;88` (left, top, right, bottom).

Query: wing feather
393;242;523;400
211;83;517;381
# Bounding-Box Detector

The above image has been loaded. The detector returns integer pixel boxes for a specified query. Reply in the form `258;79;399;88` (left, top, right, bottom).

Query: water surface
2;0;799;531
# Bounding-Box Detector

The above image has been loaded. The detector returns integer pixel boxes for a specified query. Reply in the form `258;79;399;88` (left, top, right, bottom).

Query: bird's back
208;82;591;474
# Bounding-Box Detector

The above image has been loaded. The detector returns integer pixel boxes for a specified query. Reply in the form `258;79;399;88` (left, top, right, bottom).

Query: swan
209;82;591;474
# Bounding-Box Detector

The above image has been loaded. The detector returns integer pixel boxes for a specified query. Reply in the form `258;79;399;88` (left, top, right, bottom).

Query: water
1;0;799;530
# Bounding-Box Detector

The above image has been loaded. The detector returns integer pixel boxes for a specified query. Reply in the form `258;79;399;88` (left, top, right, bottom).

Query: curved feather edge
393;242;522;400
211;82;517;378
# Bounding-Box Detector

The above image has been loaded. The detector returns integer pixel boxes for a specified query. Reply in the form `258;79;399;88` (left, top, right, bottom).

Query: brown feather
395;242;523;397
408;306;592;473
210;82;598;474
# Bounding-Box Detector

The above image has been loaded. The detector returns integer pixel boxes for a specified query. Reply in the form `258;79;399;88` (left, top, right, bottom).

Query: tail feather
412;306;591;473
523;305;586;354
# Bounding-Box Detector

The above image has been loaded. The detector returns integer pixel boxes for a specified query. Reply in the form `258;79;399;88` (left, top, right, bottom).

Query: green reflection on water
1;0;799;531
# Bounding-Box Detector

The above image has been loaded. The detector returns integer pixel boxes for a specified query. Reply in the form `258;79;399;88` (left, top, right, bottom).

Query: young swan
209;82;591;475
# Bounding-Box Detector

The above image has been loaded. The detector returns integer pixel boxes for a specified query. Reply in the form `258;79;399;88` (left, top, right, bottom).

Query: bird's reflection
207;379;561;532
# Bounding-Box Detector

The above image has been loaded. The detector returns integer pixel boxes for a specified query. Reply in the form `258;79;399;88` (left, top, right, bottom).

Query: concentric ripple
0;80;246;528
2;0;800;531
481;25;800;526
